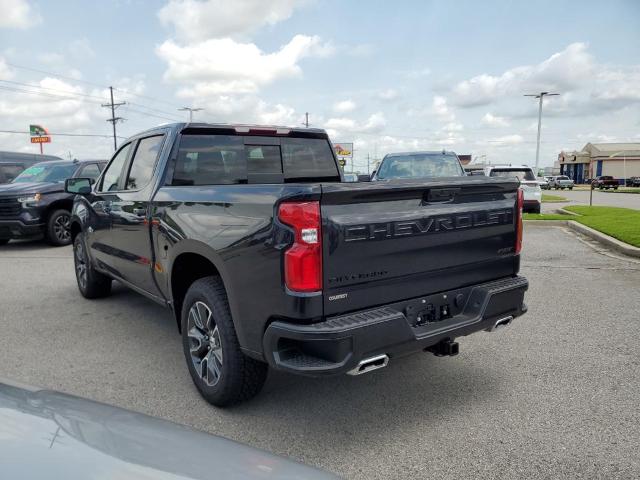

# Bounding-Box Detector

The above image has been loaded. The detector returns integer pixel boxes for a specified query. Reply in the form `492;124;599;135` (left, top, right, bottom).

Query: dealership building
558;143;640;184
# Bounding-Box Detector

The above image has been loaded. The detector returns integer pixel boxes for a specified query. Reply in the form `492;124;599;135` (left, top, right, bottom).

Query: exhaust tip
486;315;514;332
347;354;389;376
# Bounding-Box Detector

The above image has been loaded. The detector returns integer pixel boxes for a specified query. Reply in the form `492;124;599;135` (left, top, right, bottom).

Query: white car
484;165;542;213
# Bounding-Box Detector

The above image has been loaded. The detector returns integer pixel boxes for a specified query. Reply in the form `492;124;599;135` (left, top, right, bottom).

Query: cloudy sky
1;0;639;170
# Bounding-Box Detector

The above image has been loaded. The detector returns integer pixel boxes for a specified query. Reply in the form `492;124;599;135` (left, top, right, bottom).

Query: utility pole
303;112;310;128
102;86;125;151
179;107;203;122
524;92;560;173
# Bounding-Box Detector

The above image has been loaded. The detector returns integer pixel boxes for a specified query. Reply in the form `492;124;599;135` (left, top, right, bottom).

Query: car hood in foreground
0;380;337;480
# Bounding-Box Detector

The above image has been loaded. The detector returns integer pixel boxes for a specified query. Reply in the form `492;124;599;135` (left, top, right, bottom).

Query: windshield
12;164;77;183
375;153;464;180
557;176;570;180
490;169;536;181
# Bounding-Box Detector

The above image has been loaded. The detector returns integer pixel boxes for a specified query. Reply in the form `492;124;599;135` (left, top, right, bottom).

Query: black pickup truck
0;159;105;246
66;123;528;407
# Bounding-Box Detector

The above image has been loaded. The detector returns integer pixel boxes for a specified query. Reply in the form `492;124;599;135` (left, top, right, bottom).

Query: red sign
30;136;51;144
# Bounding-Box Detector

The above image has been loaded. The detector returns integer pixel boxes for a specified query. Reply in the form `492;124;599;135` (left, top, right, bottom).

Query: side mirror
357;174;371;182
65;177;92;195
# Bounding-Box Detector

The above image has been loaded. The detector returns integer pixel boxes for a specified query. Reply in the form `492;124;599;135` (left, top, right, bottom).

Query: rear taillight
515;188;524;255
278;201;322;292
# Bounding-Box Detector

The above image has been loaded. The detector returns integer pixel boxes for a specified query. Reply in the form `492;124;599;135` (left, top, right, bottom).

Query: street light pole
178;107;203;122
525;92;560;174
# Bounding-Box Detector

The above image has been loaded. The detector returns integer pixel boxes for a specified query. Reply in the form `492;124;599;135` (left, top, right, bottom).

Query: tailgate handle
425;188;461;203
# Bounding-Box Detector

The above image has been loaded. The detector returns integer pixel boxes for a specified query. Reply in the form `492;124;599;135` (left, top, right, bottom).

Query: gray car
0;379;338;479
549;175;574;190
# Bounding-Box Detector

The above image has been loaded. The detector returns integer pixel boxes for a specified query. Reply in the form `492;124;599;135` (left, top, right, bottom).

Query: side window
172;135;245;186
100;143;131;192
79;163;101;179
125;135;164;190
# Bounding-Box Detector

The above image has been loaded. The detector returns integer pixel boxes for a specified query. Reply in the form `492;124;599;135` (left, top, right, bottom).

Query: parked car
484;165;541;213
371;150;465;180
0;379;336;479
549;175;574;190
626;176;640;187
0;151;63;184
66;123;528;407
537;176;550;190
0;159;106;246
591;176;619;190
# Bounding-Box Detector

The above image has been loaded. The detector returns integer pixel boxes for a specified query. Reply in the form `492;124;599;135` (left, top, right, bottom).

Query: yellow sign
333;142;353;158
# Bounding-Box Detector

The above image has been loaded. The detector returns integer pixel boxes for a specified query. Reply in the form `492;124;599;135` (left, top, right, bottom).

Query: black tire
181;276;268;407
0;239;9;245
73;233;112;298
532;205;541;214
45;209;72;246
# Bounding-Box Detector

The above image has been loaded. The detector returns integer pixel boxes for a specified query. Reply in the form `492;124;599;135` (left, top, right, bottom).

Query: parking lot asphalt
1;228;639;479
544;189;640;210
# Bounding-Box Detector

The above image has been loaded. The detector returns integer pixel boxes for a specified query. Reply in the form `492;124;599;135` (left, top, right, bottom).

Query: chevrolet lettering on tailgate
344;209;513;242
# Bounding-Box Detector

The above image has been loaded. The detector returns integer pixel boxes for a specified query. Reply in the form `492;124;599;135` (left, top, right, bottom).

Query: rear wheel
73;233;112;298
45;209;72;246
181;276;268;407
0;239;9;246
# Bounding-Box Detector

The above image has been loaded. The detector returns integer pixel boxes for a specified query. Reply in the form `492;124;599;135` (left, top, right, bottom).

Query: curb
524;219;640;258
566;221;640;258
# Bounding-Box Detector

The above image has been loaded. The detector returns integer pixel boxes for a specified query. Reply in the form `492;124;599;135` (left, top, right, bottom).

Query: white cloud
481;113;510;127
333;99;356;113
0;56;14;79
488;134;524;145
0;0;41;29
158;0;301;42
432;95;454;121
157;34;331;95
68;38;96;59
376;88;399;101
324;112;386;137
452;43;593;107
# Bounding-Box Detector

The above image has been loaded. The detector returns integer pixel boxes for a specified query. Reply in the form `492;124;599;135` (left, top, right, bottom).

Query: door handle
133;208;147;217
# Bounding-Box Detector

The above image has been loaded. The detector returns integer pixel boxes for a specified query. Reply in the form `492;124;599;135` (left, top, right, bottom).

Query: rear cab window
375;153;464;180
489;168;536;181
171;133;339;186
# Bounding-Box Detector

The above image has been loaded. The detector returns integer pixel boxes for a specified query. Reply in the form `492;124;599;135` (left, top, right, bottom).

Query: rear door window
489;169;536;181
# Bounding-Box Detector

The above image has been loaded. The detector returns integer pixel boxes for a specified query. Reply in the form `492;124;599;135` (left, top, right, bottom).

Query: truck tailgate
321;177;520;315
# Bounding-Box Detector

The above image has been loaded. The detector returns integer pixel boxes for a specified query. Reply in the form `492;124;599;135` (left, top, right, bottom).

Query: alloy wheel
187;301;223;387
54;214;71;242
74;239;87;290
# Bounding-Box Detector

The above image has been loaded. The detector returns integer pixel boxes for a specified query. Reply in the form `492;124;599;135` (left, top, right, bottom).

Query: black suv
0;159;105;246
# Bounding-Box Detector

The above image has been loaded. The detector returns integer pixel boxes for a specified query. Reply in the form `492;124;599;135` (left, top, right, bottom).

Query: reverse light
278;201;322;293
515;188;524;255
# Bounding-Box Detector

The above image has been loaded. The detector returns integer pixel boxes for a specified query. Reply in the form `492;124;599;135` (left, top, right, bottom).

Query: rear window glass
490;169;536;181
376;154;464;180
173;135;246;186
172;135;339;185
282;138;338;179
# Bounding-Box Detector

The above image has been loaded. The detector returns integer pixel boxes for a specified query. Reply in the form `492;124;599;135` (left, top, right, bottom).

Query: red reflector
515;188;524;255
278;201;322;292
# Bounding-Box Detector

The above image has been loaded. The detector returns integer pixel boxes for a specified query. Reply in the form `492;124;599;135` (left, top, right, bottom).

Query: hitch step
426;339;459;357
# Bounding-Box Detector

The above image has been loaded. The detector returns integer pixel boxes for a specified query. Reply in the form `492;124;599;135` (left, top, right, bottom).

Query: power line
102;86;126;151
0;79;108;102
0;129;125;138
0;85;104;105
5;61;108;89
